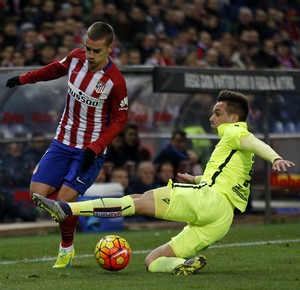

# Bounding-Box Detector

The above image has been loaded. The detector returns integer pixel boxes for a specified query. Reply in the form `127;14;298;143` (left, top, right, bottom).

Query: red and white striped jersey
19;48;128;155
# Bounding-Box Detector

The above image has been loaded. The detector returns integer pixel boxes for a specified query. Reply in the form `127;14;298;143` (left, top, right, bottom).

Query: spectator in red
276;40;299;69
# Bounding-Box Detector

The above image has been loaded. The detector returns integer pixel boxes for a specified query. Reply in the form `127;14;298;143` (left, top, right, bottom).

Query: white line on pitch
1;238;300;265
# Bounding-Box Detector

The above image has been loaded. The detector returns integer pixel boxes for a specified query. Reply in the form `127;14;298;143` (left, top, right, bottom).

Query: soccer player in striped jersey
6;22;128;268
33;90;295;275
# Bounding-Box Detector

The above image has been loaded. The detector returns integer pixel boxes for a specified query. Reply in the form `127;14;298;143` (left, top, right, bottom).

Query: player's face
209;101;238;131
85;36;113;71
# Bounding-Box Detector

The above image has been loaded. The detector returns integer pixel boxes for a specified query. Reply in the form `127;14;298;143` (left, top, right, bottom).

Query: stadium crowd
1;0;300;222
0;0;300;69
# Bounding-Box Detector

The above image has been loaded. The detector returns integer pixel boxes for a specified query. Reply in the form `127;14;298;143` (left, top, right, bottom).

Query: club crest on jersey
95;81;106;93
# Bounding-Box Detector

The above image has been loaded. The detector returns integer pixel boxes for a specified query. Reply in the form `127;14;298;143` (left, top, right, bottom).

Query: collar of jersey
217;122;247;137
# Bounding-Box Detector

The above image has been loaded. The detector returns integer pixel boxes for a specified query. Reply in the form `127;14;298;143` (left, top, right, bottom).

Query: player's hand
177;172;196;184
6;76;20;88
272;159;295;172
81;148;97;172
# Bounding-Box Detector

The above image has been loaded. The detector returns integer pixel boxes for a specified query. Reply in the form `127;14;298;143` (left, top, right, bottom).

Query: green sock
68;195;135;217
148;256;185;273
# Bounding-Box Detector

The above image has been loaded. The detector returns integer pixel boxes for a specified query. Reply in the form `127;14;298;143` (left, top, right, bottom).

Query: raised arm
240;134;295;172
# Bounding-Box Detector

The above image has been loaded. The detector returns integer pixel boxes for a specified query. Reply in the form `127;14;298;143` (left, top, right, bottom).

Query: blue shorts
31;140;106;196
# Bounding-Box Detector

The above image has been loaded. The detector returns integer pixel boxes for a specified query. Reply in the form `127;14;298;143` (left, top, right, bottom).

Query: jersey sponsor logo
76;176;86;185
94;81;106;93
119;96;128;110
68;81;102;107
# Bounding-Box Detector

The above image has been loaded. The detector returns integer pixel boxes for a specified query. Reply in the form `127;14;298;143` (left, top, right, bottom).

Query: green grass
0;222;300;290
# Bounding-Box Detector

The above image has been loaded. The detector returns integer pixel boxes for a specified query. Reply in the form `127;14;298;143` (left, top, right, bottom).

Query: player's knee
144;251;156;269
135;190;155;215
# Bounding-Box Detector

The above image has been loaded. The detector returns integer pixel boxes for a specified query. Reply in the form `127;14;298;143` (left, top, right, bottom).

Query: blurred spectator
36;43;56;65
0;187;37;222
2;18;18;48
145;43;177;66
279;9;300;44
22;132;48;176
2;142;31;188
61;32;77;51
10;51;25;67
276;40;299;69
32;0;56;30
154;130;199;175
138;33;158;64
218;45;234;68
145;4;165;36
247;94;264;133
0;45;15;67
37;21;56;45
254;8;268;42
231;6;254;38
84;2;109;27
163;9;181;38
128;6;148;42
183;2;203;30
114;11;132;48
128;49;142;65
114;50;129;66
105;132;127;168
269;94;296;133
17;24;38;50
123;124;152;166
154;161;175;187
94;168;107;183
23;46;38;66
197;31;212;59
204;47;220;68
105;2;119;25
231;42;254;69
129;161;157;194
53;20;67;47
19;0;41;23
252;39;281;68
54;46;69;62
203;14;223;40
110;167;134;195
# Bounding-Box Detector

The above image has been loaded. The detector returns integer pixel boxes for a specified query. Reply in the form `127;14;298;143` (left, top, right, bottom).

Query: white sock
59;244;74;252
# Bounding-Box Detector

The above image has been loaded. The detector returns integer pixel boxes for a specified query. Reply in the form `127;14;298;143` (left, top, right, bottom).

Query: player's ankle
58;201;73;216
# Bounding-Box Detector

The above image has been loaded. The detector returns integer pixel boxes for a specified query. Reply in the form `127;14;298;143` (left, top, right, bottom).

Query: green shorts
153;181;234;259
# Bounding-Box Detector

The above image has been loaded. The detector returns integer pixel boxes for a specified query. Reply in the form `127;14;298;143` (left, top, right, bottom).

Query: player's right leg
30;140;79;268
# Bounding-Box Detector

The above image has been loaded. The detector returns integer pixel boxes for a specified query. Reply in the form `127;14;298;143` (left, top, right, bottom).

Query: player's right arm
240;134;295;171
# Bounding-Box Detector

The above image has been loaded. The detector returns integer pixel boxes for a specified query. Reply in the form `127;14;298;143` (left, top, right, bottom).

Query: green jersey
201;122;254;212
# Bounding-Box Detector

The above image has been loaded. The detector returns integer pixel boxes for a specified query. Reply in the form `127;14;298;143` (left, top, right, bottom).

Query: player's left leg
146;225;208;275
32;192;145;222
32;184;170;222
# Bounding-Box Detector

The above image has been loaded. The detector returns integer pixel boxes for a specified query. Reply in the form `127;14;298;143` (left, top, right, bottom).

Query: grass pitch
0;221;299;290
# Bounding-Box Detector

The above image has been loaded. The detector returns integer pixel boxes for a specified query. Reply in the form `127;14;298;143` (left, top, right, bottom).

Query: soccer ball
95;235;132;271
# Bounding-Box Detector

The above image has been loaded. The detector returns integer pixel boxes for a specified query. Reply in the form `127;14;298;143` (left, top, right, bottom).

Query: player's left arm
240;134;295;172
81;77;128;172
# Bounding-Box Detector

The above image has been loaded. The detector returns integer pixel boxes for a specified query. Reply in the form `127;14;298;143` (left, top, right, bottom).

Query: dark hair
217;90;249;121
171;130;187;140
87;22;115;46
124;123;139;132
